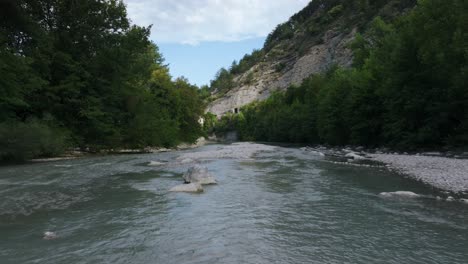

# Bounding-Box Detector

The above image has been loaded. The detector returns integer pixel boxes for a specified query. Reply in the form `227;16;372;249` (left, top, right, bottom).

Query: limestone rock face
169;183;204;193
183;165;217;185
206;1;415;118
207;29;355;117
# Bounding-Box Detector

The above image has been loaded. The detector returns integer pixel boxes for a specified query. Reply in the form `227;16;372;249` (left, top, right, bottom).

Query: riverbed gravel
177;142;277;161
371;154;468;193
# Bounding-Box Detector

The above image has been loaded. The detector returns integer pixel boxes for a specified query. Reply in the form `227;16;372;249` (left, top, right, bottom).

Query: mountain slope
207;0;416;117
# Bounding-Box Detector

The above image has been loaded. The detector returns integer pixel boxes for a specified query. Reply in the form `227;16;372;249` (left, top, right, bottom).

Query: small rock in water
345;152;367;160
379;191;420;198
148;161;165;166
169;183;203;193
309;150;325;157
446;196;455;202
43;231;57;240
460;198;468;204
179;158;194;164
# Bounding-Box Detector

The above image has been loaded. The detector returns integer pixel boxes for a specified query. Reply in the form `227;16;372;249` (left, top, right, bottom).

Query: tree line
212;0;467;150
0;0;204;161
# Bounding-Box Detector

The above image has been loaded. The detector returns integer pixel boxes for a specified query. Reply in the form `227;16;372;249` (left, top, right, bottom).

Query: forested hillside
205;0;419;117
212;0;467;150
0;0;204;161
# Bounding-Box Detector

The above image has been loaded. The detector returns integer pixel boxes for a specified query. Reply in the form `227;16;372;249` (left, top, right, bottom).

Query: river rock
43;231;58;240
183;165;217;185
148;161;165;166
169;183;204;193
345;152;367;160
179;158;194;164
379;191;420;198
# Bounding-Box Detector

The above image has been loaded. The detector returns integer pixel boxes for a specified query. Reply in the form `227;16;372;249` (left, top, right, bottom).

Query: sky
124;0;310;86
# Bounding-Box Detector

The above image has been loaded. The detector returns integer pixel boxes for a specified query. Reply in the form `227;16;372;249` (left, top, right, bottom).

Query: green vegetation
208;0;416;97
213;0;467;150
0;0;204;161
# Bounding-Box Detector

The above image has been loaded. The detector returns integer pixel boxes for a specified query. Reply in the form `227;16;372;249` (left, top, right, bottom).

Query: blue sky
158;38;265;87
124;0;310;86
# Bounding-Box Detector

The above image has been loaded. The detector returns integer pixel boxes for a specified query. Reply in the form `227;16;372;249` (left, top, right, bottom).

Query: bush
0;120;69;161
328;4;344;17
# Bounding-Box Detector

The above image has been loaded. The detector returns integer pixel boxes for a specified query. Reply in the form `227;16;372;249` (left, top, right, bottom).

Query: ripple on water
0;144;468;264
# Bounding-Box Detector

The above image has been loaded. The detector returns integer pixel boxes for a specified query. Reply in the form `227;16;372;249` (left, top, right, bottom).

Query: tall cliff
207;0;416;117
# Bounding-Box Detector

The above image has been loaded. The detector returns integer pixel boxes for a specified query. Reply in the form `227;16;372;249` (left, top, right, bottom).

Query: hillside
207;0;467;149
207;0;416;117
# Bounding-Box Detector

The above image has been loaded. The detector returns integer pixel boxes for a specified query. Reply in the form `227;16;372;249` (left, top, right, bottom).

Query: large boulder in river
169;183;204;193
183;165;217;185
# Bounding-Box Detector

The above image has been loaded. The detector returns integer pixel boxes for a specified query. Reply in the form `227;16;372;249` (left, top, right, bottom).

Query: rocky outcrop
207;29;355;117
206;1;416;118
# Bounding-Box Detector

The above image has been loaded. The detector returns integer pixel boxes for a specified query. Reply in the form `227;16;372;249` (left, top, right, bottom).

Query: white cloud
124;0;310;45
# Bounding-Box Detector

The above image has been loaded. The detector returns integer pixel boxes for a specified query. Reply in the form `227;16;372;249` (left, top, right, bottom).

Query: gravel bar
371;154;468;193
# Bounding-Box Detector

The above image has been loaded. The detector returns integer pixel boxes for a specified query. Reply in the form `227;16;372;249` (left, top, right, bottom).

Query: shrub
0;120;69;161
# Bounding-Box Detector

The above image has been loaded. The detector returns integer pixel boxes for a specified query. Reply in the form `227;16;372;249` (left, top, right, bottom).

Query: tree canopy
0;0;204;161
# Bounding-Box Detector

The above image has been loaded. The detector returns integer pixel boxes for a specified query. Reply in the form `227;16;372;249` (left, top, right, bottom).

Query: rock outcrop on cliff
207;0;416;117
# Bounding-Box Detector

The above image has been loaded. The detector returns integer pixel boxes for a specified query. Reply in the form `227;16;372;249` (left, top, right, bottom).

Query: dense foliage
0;0;204;161
214;0;467;150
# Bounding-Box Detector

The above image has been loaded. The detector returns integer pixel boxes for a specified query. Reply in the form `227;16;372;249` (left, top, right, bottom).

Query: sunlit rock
148;161;165;166
169;183;203;193
43;231;57;240
379;191;420;198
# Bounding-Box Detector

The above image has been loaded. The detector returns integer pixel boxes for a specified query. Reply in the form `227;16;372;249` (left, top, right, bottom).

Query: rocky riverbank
29;137;211;163
301;146;468;195
371;154;468;194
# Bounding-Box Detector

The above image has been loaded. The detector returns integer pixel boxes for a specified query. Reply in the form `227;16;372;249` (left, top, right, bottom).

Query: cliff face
207;0;416;117
207;29;355;116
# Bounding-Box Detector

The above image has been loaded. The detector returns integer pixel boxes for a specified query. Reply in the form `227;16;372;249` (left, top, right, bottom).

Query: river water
1;143;467;264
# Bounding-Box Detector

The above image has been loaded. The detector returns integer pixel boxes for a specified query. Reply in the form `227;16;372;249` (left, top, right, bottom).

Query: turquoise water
1;144;467;263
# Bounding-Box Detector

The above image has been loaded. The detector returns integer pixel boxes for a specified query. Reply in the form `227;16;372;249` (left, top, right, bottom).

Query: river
1;143;467;264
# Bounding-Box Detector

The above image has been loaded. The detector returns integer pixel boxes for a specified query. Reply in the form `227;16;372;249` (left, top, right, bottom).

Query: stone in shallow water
379;191;420;198
345;152;367;160
183;165;217;185
169;183;203;193
148;161;165;166
179;158;194;164
43;231;57;240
